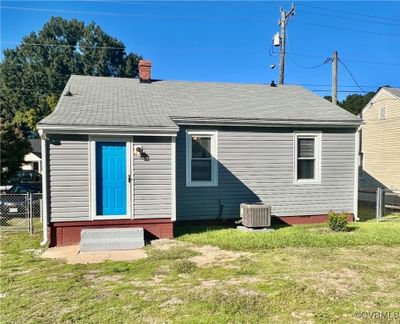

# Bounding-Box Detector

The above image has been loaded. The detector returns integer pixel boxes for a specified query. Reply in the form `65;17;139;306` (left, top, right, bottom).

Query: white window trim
89;136;133;220
293;132;321;184
186;130;218;187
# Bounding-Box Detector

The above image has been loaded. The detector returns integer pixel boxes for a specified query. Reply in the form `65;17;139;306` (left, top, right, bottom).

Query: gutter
39;130;48;246
171;117;362;128
36;124;179;136
353;126;361;221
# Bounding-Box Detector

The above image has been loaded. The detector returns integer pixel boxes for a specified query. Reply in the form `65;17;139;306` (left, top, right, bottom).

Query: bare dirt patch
150;239;187;251
295;268;361;297
41;245;147;264
189;245;250;267
41;238;251;267
150;239;252;268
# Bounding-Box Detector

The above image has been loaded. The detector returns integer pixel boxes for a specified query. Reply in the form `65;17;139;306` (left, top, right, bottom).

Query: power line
1;41;127;50
82;0;275;7
286;51;400;67
4;86;372;94
290;84;394;89
312;89;367;93
0;5;261;20
300;3;400;22
287;54;331;70
3;40;399;70
5;82;394;92
285;28;331;70
293;20;400;38
338;58;366;94
1;87;63;93
298;8;400;27
3;4;400;36
0;41;266;54
6;4;399;30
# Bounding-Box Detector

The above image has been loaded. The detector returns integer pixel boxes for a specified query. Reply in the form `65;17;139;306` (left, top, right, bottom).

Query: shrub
172;260;197;274
328;211;348;232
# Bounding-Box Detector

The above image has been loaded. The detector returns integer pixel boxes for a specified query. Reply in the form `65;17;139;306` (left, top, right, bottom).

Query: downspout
39;130;48;246
171;136;176;222
353;125;361;221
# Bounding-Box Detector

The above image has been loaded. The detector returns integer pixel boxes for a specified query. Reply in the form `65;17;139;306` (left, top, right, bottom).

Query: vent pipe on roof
139;60;152;83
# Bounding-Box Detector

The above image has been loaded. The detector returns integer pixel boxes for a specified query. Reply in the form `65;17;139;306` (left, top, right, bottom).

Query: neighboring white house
22;139;42;173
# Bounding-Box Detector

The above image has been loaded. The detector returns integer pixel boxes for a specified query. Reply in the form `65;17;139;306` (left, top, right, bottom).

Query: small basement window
294;133;321;183
186;131;218;186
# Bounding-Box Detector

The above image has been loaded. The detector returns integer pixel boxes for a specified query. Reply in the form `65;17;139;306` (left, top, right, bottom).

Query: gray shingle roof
38;75;360;130
384;87;400;99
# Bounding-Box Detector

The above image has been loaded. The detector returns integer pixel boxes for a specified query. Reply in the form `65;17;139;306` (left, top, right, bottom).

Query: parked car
9;170;42;185
0;183;42;218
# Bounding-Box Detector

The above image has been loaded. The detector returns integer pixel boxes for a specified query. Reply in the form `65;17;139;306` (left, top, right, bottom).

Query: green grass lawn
381;212;400;222
1;222;400;323
177;222;400;251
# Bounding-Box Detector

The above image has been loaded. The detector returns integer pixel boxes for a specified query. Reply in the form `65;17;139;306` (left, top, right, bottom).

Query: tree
0;17;141;133
13;96;58;134
0;119;32;183
323;95;339;106
324;90;379;115
339;92;376;115
13;108;40;132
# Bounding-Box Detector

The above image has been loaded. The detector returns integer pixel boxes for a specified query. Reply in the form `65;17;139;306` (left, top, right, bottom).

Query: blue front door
96;142;127;216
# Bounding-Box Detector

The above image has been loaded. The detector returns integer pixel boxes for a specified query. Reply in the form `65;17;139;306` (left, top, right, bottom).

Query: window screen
297;138;315;180
191;136;212;181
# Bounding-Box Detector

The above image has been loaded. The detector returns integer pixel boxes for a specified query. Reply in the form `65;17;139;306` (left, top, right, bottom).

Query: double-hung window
294;133;321;183
186;131;218;186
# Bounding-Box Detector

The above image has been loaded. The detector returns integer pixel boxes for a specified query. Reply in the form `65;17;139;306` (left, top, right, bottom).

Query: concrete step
80;238;144;252
79;228;144;252
81;227;144;240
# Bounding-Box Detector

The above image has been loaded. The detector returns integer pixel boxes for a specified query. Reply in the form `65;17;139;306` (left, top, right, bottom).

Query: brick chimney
139;60;152;83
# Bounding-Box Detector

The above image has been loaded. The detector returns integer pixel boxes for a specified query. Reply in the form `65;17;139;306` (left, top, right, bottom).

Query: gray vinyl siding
48;135;172;222
176;127;356;220
49;135;90;221
133;137;172;219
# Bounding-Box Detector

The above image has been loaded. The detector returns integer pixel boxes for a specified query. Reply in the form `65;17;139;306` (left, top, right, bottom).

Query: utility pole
278;3;295;85
332;51;338;104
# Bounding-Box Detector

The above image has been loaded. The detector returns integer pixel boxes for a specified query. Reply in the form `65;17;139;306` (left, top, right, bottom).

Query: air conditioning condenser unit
240;202;272;228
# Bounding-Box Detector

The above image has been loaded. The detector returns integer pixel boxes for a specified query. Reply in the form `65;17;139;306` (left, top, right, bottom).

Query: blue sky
1;1;400;100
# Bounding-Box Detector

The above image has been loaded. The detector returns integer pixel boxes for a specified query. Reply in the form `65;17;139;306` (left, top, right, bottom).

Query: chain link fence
384;190;400;221
0;193;43;233
358;188;400;222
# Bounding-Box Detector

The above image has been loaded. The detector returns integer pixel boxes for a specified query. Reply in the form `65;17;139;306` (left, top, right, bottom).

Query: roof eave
171;117;361;128
37;124;179;136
